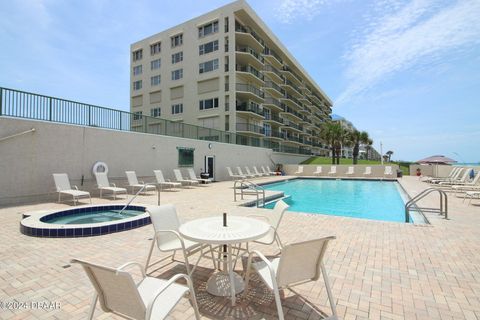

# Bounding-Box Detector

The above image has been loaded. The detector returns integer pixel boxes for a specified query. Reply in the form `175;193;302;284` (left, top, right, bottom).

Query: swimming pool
262;179;409;222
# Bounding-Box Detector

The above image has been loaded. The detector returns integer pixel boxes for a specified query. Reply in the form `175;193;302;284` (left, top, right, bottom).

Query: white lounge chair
363;166;372;176
425;167;460;183
94;172;127;200
464;191;480;205
244;237;338;320
125;171;156;194
245;166;261;178
71;258;200;320
53;173;91;205
438;169;470;186
153;170;181;190
346;166;354;175
173;169;199;186
328;166;337;176
262;166;276;176
384;166;394;177
313;166;322;175
227;166;245;180
145;204;215;276
247;200;289;251
253;166;266;177
187;168;211;184
294;165;303;175
237;166;254;178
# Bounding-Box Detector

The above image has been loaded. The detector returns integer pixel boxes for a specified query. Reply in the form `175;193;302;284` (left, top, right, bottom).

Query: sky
1;0;479;162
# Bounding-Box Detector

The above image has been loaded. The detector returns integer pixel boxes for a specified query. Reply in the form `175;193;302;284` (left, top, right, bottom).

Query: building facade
130;0;332;155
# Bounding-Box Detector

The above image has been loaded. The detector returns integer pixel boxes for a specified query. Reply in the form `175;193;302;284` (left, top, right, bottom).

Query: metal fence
0;87;313;155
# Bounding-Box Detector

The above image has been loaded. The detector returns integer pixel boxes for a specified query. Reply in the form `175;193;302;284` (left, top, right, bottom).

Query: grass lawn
301;157;410;175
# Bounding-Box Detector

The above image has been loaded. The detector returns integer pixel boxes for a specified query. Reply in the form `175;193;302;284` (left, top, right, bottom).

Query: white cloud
274;0;332;23
336;0;480;106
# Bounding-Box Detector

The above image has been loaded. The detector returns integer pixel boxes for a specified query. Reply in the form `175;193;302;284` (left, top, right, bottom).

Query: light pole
380;142;383;165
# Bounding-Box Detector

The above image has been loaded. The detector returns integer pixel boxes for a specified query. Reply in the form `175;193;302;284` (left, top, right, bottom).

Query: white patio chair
145;204;215;276
153;170;182;190
294;165;303;175
237;166;254;178
328;166;337;176
247;200;289;251
266;166;277;175
244;236;338;320
227;166;245;180
261;166;276;176
94;172;127;200
245;166;260;178
253;166;266;177
438;169;470;186
363;166;372;176
313;166;322;175
125;171;156;194
346;166;354;175
426;167;460;183
53;173;91;205
187;168;211;184
384;166;394;177
451;171;480;193
173;169;199;186
71;258;200;320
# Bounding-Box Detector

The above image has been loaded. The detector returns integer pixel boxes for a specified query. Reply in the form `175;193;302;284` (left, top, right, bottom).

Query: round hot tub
20;204;150;238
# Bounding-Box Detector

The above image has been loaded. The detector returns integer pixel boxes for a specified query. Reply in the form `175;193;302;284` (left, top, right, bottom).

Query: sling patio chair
227;166;245;180
384;166;394;177
71;258;200;320
253;166;267;177
346;166;355;175
153;170;182;190
173;169;199;187
313;166;323;175
243;236;338;320
245;166;261;178
125;171;156;194
53;173;91;205
94;172;127;200
261;166;276;176
294;165;304;175
237;166;255;178
328;166;337;176
187;168;211;184
363;166;372;176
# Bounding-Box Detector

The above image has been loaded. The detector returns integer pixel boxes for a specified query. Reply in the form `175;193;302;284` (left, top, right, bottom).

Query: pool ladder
405;188;448;222
233;180;266;208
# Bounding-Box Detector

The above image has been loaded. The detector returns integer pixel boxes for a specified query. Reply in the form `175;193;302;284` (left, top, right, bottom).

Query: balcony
281;93;303;110
236;101;264;119
281;66;303;85
282;79;303;97
235;22;264;52
264;112;284;125
264;130;284;140
236;64;264;86
263;64;284;84
282;121;303;132
263;80;284;98
263;97;283;111
280;104;303;122
236;83;264;102
284;134;303;144
263;47;283;68
236;123;264;136
236;45;264;69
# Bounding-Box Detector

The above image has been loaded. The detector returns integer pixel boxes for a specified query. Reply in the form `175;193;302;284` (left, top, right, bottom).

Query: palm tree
319;121;343;164
335;127;352;164
386;150;394;162
350;130;370;164
364;139;373;160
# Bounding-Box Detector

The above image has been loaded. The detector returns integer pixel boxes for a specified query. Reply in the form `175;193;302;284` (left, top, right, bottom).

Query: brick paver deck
0;176;479;319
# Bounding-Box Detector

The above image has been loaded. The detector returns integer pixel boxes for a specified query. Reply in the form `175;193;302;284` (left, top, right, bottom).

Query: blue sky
1;0;479;162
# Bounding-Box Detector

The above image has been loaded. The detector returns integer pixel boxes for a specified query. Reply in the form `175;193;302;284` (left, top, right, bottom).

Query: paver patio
0;176;479;319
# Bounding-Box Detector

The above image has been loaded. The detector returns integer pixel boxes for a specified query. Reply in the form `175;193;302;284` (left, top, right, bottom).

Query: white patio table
179;215;270;306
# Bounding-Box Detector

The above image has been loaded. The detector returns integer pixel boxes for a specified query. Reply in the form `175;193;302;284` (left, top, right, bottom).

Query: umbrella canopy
417;155;457;165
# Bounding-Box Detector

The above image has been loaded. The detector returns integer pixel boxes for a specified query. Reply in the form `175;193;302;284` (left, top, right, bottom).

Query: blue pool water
263;179;408;222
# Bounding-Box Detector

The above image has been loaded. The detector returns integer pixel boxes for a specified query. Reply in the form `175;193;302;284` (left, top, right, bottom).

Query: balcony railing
236;46;264;63
264;112;284;124
264;81;284;95
281;104;303;120
284;79;302;96
235;65;264;81
235;22;264;47
264;130;284;139
282;66;303;83
263;47;283;65
236;102;264;117
264;64;284;80
284;121;303;131
236;84;264;99
284;135;302;143
264;97;282;109
236;123;264;134
283;93;302;108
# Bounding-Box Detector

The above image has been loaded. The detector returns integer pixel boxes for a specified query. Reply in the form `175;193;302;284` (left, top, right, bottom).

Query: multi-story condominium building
130;0;332;155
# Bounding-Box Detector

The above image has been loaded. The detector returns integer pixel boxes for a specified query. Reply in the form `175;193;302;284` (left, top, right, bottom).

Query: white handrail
0;128;36;142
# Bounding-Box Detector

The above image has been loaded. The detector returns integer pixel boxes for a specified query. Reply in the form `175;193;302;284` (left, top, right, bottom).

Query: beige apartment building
130;0;332;155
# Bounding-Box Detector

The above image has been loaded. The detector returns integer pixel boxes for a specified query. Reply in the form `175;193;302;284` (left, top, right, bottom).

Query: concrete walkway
0;176;479;319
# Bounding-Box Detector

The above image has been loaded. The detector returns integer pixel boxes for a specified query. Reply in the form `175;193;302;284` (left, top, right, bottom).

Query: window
150;42;161;55
133;80;142;91
133;65;142;76
132;49;143;62
199;40;219;55
133;111;142;120
151;75;161;86
171;69;183;80
171;51;183;64
178;147;194;167
199;59;219;74
171;103;183;114
199;97;219;110
150;107;161;117
224;17;229;32
171;34;183;48
151;58;161;70
198;21;218;38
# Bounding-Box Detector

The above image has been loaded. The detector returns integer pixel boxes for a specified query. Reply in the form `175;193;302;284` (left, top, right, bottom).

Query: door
205;156;215;180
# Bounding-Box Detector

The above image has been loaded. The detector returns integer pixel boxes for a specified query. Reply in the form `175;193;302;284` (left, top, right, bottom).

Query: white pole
380;142;383;165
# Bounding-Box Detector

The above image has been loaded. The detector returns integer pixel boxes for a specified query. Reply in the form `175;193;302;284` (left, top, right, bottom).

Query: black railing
236;84;264;98
264;97;282;109
263;47;283;65
264;81;284;95
236;102;264;117
235;64;264;81
264;113;284;124
235;46;264;63
264;130;284;139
